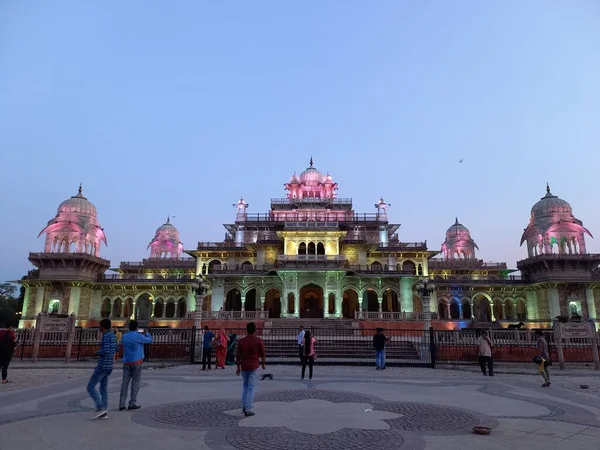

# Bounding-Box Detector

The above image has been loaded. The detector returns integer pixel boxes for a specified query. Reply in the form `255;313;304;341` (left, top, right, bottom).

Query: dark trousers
202;348;212;370
301;355;314;379
0;356;11;381
478;356;493;375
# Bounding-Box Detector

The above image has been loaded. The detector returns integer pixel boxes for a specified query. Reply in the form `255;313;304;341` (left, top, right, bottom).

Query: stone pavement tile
580;426;600;437
318;382;550;417
568;432;600;445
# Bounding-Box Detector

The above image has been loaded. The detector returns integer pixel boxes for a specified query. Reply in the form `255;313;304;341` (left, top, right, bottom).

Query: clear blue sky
1;1;599;282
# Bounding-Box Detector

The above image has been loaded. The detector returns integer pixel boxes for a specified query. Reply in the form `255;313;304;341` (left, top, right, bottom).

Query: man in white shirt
296;326;305;363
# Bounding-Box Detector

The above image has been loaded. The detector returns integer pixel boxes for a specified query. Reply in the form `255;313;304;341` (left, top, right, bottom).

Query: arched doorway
112;298;122;318
493;299;503;321
124;298;133;319
317;242;325;255
154;299;164;317
450;301;460;319
438;302;448;319
342;289;359;319
474;296;492;322
462;300;472;320
328;293;336;315
382;289;399;312
177;298;186;318
264;289;281;318
366;289;379;312
135;293;152;322
402;260;416;275
504;300;514;320
287;293;295;315
245;289;257;311
165;300;175;318
299;284;323;318
516;299;527;321
225;289;242;311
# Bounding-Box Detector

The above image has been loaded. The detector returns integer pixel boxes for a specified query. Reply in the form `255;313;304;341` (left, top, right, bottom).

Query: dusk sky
1;1;599;283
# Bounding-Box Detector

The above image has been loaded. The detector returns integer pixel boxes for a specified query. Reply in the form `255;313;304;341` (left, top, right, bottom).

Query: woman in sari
213;329;229;369
226;331;237;365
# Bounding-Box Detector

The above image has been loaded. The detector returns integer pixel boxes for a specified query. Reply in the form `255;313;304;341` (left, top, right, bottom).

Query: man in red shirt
236;322;266;417
0;324;17;384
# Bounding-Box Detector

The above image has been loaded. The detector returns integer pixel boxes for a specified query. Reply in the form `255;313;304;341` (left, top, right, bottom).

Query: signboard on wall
557;323;594;339
41;317;70;332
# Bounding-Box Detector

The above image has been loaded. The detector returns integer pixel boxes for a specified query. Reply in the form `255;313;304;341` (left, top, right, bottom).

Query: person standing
301;330;317;380
373;328;389;370
214;329;229;369
535;330;551;387
296;326;305;363
236;322;266;417
119;321;153;411
0;324;17;384
201;326;215;370
113;327;123;362
87;319;117;419
477;330;494;376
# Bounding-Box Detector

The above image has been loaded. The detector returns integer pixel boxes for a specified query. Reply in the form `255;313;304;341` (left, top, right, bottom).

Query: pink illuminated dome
38;185;107;257
148;217;184;259
284;158;338;200
521;184;592;257
441;218;478;259
299;157;324;184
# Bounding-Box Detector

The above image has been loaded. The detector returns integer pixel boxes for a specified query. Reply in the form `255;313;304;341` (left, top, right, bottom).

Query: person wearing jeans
236;322;266;417
201;326;215;370
373;328;389;370
87;319;117;419
119;320;153;411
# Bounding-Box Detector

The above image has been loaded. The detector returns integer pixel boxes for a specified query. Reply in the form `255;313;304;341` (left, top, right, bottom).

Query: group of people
86;319;153;419
201;327;237;370
477;329;552;386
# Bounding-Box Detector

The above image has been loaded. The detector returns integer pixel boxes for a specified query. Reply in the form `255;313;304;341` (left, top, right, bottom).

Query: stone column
378;294;383;319
34;287;45;316
110;298;115;318
69;287;81;318
400;278;413;313
586;289;596;321
293;291;300;318
260;295;266;318
241;296;246;315
547;288;561;319
526;291;539;320
421;294;432;330
194;293;205;328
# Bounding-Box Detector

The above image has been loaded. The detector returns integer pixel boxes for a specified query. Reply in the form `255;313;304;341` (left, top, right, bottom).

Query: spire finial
78;183;83;195
309;156;313;167
455;217;459;225
166;216;170;224
546;182;551;194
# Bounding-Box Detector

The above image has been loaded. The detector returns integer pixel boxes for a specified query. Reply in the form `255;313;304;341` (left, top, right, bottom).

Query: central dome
57;185;97;217
446;218;471;236
299;158;323;184
530;184;572;218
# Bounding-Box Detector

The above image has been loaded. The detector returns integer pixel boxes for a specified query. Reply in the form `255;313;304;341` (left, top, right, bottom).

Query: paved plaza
2;365;600;449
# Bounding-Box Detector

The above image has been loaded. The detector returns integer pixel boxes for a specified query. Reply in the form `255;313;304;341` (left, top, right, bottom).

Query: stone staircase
261;319;425;365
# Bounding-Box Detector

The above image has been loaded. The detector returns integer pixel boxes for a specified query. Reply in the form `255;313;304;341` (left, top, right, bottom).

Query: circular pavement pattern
255;389;374;404
226;427;407;450
150;399;241;428
375;402;484;434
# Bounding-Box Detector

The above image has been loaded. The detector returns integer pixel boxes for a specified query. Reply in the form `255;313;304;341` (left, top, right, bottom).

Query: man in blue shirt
202;325;215;370
119;320;153;411
87;319;117;419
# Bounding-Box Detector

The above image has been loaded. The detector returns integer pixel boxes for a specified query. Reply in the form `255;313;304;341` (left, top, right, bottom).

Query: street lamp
416;279;436;330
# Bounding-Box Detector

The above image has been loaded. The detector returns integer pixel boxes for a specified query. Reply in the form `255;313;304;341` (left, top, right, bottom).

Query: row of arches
437;297;527;322
369;260;421;275
100;295;188;320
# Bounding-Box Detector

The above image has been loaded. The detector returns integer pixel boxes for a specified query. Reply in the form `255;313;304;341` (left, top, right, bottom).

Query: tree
0;282;23;327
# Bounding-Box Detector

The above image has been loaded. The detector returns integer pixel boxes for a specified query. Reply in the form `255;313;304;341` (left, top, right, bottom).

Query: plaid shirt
96;331;117;371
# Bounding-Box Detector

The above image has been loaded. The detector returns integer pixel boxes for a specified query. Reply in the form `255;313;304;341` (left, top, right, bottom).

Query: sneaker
376;367;380;371
244;411;255;417
93;410;108;419
119;407;126;411
127;405;141;411
100;413;108;420
542;382;550;387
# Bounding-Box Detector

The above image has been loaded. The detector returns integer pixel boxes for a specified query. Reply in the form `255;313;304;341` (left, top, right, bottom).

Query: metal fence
12;326;600;369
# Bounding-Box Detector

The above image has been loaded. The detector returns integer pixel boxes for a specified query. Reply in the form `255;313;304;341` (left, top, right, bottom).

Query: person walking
236;322;266;417
477;330;494;376
119;320;153;411
87;319;117;419
296;326;305;363
214;329;229;369
301;330;317;380
535;330;551;387
201;326;215;370
0;324;17;384
373;328;389;370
